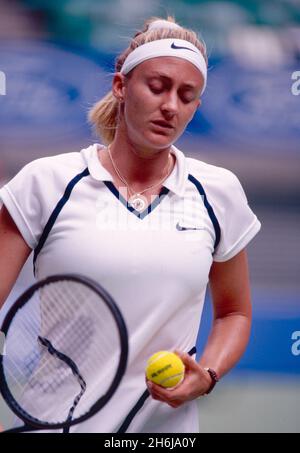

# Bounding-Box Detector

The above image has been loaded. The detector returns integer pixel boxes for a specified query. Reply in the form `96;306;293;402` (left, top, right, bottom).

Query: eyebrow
146;71;198;90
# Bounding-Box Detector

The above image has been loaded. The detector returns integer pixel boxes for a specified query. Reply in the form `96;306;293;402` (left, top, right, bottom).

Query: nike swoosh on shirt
176;222;204;231
171;43;197;53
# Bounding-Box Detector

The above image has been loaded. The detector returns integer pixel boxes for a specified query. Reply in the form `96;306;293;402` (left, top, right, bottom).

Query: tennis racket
0;274;128;433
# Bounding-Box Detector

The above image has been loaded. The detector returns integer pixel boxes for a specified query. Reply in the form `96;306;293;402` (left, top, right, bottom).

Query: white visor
120;39;207;95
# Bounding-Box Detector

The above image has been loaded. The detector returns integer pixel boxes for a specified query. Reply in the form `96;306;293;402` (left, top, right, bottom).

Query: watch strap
203;367;219;394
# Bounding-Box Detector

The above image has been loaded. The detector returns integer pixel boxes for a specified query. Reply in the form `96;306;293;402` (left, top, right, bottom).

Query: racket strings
37;336;87;424
42;283;115;359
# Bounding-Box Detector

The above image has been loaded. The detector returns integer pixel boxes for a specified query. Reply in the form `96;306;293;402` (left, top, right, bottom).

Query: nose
161;91;178;118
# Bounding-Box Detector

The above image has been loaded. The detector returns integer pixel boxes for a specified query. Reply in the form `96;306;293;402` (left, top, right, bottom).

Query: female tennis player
0;17;261;432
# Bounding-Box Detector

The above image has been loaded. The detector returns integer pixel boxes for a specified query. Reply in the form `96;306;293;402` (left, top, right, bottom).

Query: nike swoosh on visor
171;43;197;53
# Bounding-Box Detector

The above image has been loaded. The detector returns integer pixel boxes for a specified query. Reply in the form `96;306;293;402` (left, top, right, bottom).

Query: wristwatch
203;367;219;395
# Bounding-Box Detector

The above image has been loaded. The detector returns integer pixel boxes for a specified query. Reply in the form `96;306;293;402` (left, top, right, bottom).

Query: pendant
128;194;147;212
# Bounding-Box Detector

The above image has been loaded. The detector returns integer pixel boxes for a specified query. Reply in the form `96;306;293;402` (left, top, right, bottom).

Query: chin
144;131;176;149
128;128;177;152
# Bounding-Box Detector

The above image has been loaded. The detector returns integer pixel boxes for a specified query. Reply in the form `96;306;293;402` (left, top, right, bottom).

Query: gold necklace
107;146;172;212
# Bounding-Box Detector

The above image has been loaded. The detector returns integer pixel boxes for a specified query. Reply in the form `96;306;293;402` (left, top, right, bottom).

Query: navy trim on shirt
33;167;90;274
104;181;170;220
188;174;221;252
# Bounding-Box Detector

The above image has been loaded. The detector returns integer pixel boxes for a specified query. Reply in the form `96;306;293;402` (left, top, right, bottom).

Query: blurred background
0;0;299;433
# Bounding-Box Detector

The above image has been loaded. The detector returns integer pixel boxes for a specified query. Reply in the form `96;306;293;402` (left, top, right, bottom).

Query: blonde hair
88;16;207;145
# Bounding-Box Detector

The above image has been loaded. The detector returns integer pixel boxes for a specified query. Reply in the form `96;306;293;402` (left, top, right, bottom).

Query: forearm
147;314;252;406
198;313;252;378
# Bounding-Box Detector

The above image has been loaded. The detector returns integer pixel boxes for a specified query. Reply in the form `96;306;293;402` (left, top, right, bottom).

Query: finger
169;402;182;408
166;398;185;408
174;350;200;372
146;381;167;400
167;402;178;408
150;383;179;400
147;380;166;395
147;380;168;393
147;378;187;404
150;386;170;401
153;388;186;406
151;393;163;402
149;383;187;407
150;390;170;404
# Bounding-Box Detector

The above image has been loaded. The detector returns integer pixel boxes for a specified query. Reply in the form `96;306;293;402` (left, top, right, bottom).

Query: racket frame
0;274;128;431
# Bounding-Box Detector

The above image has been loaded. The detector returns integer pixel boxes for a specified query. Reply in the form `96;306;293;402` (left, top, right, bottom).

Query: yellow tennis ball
145;351;185;388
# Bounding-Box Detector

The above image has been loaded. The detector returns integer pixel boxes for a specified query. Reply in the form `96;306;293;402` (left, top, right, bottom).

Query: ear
197;98;202;109
112;72;126;101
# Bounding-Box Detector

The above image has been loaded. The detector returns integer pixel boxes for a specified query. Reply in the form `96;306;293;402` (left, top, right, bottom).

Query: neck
107;135;174;186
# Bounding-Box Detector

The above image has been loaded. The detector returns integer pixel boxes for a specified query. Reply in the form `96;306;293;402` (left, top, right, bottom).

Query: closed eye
149;86;163;94
181;95;196;104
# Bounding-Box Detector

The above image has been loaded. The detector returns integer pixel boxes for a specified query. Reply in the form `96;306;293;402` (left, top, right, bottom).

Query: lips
151;120;174;129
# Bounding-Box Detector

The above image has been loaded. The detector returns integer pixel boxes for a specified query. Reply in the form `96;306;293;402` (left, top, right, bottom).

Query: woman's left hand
145;350;213;408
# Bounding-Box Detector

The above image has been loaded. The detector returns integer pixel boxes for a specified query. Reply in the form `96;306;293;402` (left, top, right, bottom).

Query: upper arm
208;249;252;320
0;206;31;309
